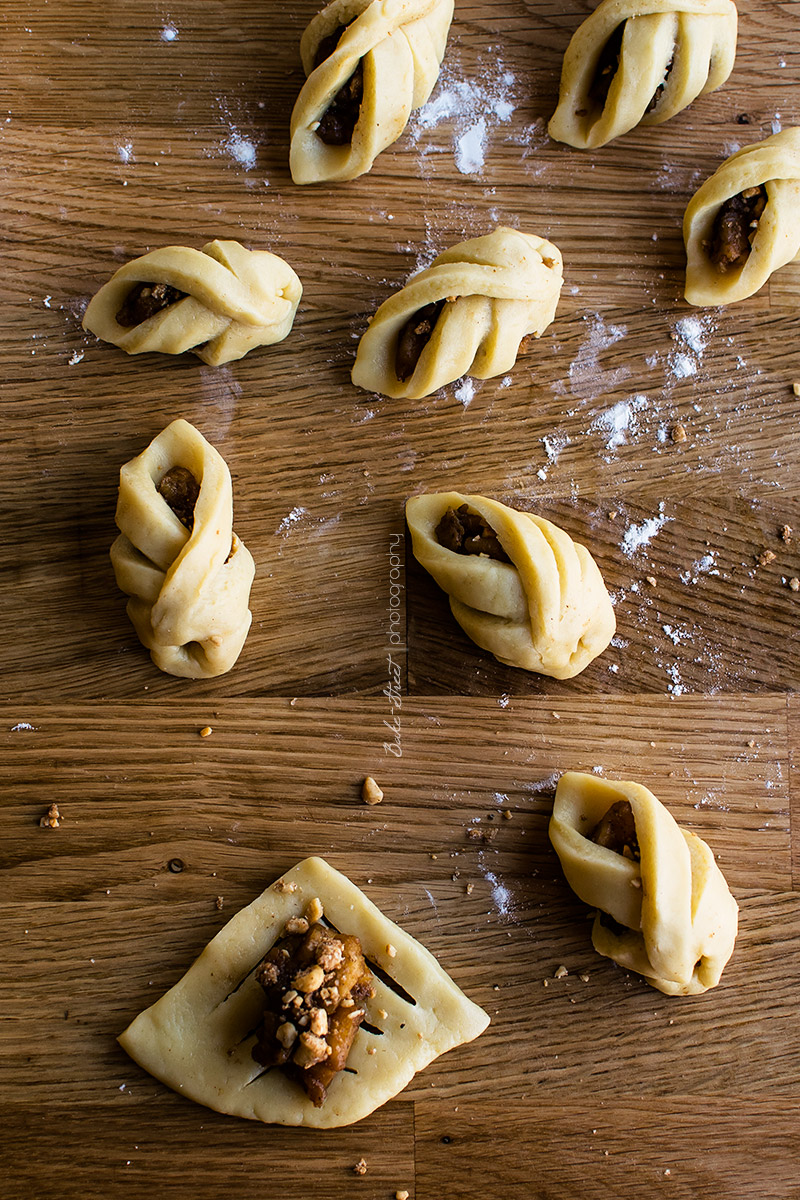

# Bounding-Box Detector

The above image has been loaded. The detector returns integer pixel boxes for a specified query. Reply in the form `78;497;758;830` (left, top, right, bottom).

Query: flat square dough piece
119;857;489;1128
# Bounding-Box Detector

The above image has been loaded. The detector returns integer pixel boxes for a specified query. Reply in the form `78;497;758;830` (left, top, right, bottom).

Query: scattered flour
454;377;475;408
10;722;36;732
410;55;516;176
117;142;133;164
223;130;257;169
680;552;719;585
161;24;178;42
590;394;649;451
275;506;307;536
480;868;512;918
621;502;671;557
68;350;84;365
567;313;630;402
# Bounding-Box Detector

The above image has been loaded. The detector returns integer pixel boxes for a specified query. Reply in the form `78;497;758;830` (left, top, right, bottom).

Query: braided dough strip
548;0;737;150
110;419;255;679
83;239;302;365
684;127;800;305
352;227;563;400
549;772;739;995
406;492;615;679
290;0;454;184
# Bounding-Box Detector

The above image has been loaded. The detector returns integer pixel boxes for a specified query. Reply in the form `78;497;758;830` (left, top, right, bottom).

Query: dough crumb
670;423;687;443
39;803;61;829
386;943;397;958
554;965;569;979
353;1158;368;1176
792;382;800;396
362;775;384;805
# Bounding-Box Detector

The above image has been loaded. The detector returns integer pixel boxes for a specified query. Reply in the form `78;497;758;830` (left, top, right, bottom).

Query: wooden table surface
2;2;800;1197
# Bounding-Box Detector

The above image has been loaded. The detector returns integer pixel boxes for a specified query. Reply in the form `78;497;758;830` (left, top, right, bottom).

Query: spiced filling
589;22;625;109
158;466;200;530
708;185;768;273
646;55;674;113
395;300;445;382
116;281;187;328
252;903;375;1108
314;25;364;146
435;503;510;562
590;800;640;862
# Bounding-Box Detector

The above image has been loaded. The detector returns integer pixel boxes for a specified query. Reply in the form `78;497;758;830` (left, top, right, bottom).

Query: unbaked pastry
549;771;739;995
83;239;302;365
118;856;490;1128
405;491;615;678
110;419;255;679
684;127;800;306
548;0;737;150
351;227;563;400
289;0;454;184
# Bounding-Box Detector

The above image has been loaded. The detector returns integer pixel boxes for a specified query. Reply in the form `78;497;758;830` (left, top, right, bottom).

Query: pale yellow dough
110;419;255;679
684;127;800;306
351;227;563;400
548;0;737;150
289;0;453;184
549;772;739;995
82;239;302;365
405;492;615;679
118;857;490;1129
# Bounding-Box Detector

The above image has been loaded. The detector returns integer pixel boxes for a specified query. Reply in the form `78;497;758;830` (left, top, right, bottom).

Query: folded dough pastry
684;127;800;306
549;772;739;995
118;856;490;1128
83;239;302;365
110;419;255;679
289;0;454;184
352;227;563;400
548;0;737;150
405;492;615;678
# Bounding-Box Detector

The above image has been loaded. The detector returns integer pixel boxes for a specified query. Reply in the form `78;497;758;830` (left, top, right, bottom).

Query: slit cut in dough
549;771;739;995
110;419;255;678
548;0;737;150
405;491;615;679
290;0;454;184
351;227;563;400
683;127;800;306
118;857;490;1128
83;239;302;365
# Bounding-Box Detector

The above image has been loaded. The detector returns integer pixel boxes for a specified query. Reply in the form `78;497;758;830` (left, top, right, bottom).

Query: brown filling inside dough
253;912;375;1108
708;185;768;273
314;25;364;146
435;504;510;562
158;466;200;530
646;56;674;113
588;22;625;109
116;282;187;328
590;800;641;862
395;300;445;382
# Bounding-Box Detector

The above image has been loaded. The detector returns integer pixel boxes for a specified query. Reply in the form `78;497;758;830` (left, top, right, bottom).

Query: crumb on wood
554;965;569;979
467;826;496;843
215;895;224;910
757;549;777;567
670;423;687;443
780;524;793;544
502;809;512;820
793;382;800;397
39;803;60;828
396;1191;410;1200
608;510;618;521
361;775;384;805
788;577;800;592
646;575;657;586
199;725;213;738
353;1158;368;1177
465;882;474;895
579;973;590;983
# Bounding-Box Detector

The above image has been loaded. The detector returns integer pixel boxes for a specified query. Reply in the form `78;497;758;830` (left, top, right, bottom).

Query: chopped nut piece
368;1045;377;1055
386;943;397;958
466;826;496;843
304;896;324;924
396;1191;410;1200
757;549;777;567
294;1031;331;1068
310;1008;328;1037
503;809;512;820
273;879;298;894
789;577;800;592
39;803;61;829
646;575;657;586
285;916;310;935
579;973;590;983
294;964;325;994
276;1021;298;1050
554;965;569;979
362;776;384;805
318;938;344;971
215;895;224;911
747;739;756;748
780;524;793;544
199;725;213;738
793;382;800;397
353;1158;368;1177
465;882;474;895
670;423;687;443
608;510;618;521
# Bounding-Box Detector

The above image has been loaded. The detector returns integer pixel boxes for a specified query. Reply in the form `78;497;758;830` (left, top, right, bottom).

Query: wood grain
2;0;800;1196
